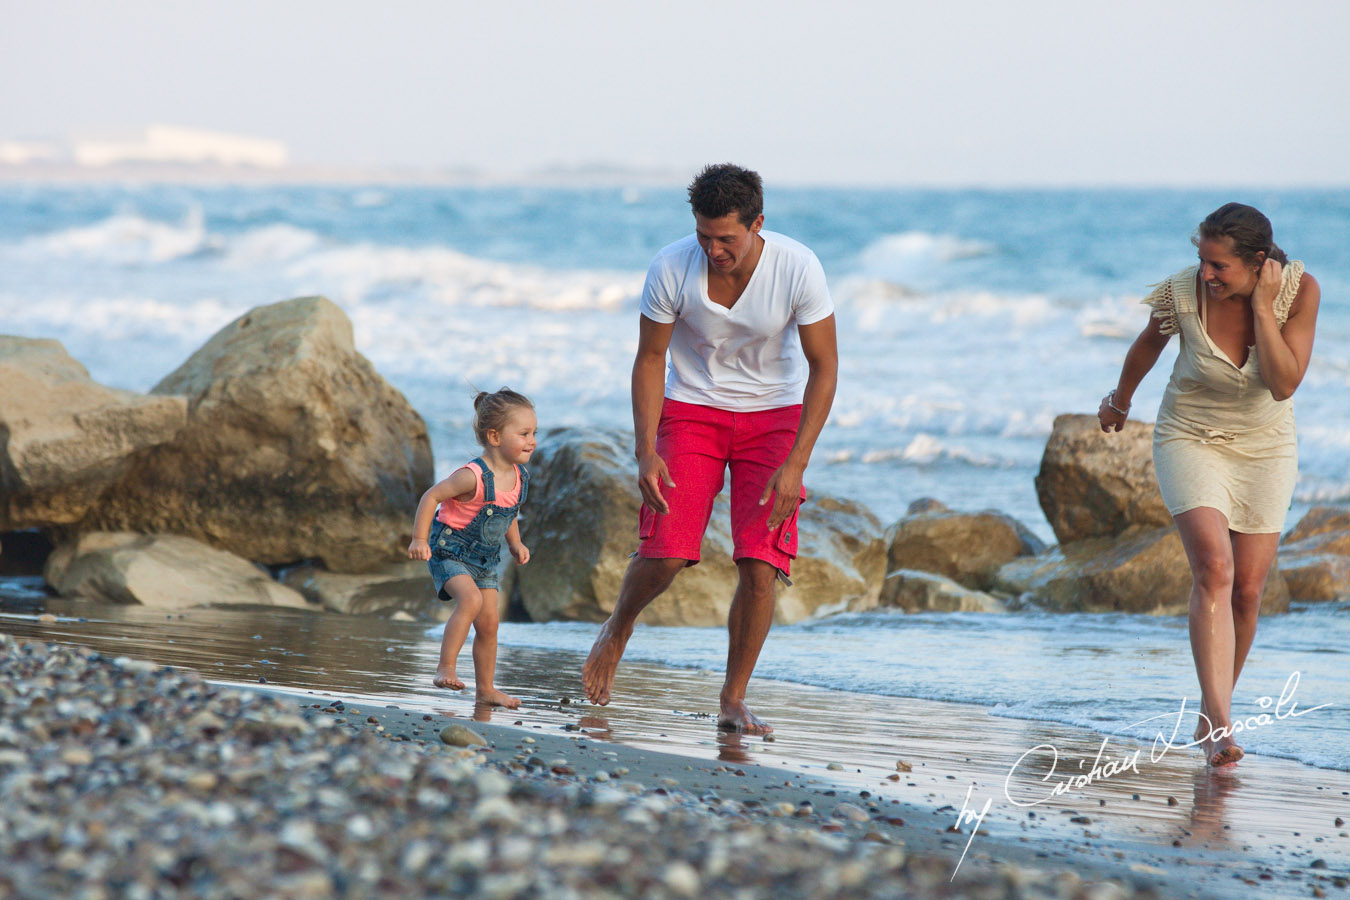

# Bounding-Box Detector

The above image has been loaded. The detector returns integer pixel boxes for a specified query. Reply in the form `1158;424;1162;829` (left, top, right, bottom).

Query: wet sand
2;596;1347;898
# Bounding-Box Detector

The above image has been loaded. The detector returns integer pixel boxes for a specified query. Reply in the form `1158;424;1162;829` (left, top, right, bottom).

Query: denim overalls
427;458;529;596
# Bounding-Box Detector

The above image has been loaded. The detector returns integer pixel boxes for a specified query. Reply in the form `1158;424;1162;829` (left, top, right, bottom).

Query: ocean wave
13;208;209;265
855;230;994;283
859;433;1006;468
283;243;641;312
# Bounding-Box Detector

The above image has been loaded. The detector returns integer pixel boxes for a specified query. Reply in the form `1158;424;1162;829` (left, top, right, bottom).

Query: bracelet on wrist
1105;390;1130;416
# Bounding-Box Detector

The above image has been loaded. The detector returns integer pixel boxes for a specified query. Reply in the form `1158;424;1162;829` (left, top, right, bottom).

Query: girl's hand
510;543;530;565
1252;258;1283;317
1098;396;1127;433
407;538;431;561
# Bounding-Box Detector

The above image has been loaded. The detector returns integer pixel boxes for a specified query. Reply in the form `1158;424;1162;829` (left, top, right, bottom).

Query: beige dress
1143;262;1305;534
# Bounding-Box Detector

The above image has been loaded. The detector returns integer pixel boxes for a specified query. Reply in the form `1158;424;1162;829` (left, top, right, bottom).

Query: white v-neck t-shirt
638;230;834;411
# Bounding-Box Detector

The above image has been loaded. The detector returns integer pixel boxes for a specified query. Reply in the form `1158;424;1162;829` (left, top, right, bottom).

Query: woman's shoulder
1282;262;1319;324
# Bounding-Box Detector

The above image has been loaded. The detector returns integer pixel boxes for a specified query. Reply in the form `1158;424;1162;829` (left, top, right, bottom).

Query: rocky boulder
82;297;433;573
1278;506;1350;602
281;560;450;619
879;569;1006;613
0;337;186;530
994;525;1289;615
44;532;309;610
1035;414;1171;545
883;506;1045;591
513;428;884;626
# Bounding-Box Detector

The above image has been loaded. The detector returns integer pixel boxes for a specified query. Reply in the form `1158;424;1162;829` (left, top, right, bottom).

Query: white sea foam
856;230;993;284
15;208;209;265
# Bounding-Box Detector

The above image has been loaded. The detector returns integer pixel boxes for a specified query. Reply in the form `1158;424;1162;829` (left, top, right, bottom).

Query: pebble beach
4;621;1347;900
0;633;1145;900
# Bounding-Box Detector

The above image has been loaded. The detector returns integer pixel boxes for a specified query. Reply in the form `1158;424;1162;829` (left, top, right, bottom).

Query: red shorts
638;399;805;574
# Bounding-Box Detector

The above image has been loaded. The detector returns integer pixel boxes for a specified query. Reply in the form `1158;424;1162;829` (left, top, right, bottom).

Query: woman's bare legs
1176;508;1280;766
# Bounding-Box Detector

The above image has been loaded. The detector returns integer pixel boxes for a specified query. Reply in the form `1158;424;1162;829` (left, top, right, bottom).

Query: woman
1099;203;1321;767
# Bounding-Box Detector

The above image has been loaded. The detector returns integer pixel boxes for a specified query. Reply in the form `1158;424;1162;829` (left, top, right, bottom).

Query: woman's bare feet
433;669;465;690
1208;740;1243;768
718;697;773;735
582;621;630;706
476;687;521;710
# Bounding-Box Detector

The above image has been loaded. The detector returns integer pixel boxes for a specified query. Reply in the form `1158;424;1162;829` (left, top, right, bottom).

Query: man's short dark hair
687;163;763;227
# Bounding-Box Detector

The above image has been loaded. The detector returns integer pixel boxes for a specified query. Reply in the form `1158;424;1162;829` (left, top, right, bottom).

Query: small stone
37;613;57;624
895;760;913;772
471;796;520;826
185;772;218;791
1311;859;1328;869
447;838;491;870
832;802;870;822
59;748;93;766
441;725;487;747
826;762;844;771
1166;796;1178;806
1336;817;1344;827
663;862;700;898
1070;816;1092;824
593;771;610;783
544;841;608;867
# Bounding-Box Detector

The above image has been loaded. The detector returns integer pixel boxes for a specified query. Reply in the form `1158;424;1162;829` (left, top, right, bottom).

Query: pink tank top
435;461;522;530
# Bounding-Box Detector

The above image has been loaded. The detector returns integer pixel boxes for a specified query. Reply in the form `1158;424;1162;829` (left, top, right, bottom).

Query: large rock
883;506;1045;591
513;428;884;626
82;298;433;572
0;337;186;530
994;525;1289;615
879;569;1006;613
44;532;310;610
1278;554;1350;603
1278;506;1350;602
1035;414;1171;545
281;560;452;619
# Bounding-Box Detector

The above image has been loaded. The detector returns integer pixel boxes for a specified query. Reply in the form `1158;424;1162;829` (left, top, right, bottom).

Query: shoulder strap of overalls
471;457;495;502
517;464;529;505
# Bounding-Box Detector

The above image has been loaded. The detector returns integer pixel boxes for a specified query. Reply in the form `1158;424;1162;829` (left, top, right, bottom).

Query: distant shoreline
4;165;1348;190
0;162;690;188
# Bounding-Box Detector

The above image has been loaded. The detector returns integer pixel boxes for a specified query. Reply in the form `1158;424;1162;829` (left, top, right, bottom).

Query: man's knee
735;558;779;594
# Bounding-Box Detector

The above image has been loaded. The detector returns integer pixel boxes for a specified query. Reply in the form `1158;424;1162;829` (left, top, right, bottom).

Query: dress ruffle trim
1140;278;1180;336
1273;260;1305;327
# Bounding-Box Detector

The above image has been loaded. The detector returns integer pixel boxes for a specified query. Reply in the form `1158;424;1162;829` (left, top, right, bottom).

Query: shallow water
2;594;1346;895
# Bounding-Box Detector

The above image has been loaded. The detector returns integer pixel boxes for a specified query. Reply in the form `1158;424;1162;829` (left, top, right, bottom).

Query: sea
1;182;1346;772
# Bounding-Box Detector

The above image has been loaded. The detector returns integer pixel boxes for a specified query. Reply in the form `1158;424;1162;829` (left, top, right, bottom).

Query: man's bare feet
476;687;521;709
433;670;465;690
718;697;773;735
1208;740;1243;768
582;621;630;706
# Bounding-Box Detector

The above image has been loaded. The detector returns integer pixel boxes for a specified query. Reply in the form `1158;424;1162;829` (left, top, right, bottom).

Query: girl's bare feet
433;669;465;690
476;687;521;709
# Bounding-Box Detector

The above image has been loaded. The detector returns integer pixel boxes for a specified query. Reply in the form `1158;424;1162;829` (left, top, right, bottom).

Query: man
582;163;838;734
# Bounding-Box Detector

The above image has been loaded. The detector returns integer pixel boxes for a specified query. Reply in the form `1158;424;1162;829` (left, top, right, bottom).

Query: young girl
407;388;536;708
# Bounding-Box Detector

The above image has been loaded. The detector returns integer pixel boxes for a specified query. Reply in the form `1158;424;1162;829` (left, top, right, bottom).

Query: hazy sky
4;0;1347;185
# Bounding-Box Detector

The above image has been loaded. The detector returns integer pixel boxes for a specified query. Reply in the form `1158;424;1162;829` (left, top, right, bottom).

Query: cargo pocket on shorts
631;504;658;559
773;488;807;559
638;503;659;541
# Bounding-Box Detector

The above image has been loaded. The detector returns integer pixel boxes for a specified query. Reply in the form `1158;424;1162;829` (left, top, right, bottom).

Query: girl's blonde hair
472;388;534;447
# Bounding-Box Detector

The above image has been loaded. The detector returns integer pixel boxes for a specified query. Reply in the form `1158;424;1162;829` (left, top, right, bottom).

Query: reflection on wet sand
1;595;1345;884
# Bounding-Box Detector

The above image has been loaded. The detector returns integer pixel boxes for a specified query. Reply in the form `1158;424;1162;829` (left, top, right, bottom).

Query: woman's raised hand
1252;257;1283;316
